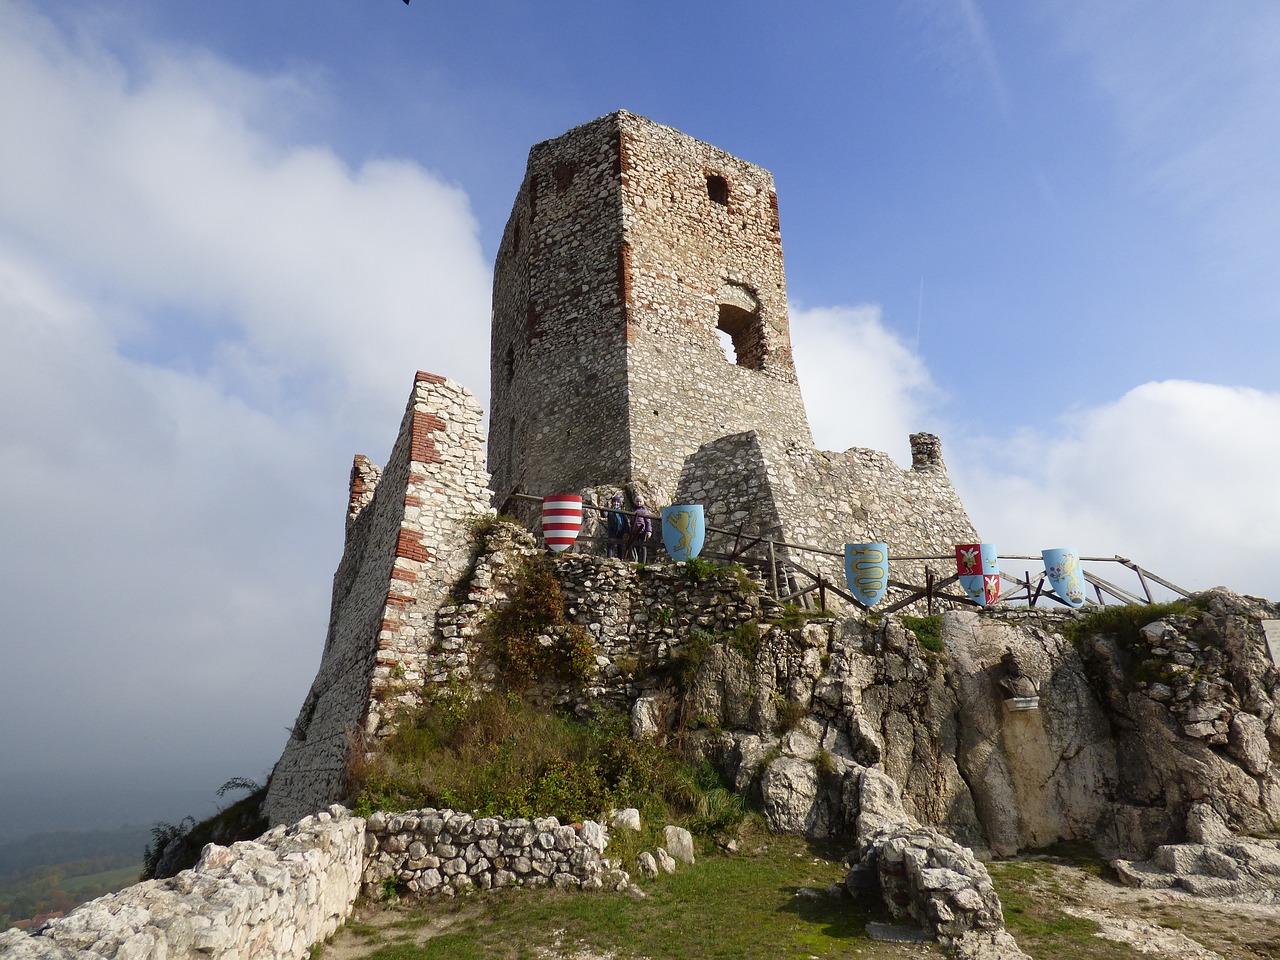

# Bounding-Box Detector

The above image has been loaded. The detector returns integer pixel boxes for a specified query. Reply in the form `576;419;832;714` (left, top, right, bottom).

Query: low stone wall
0;807;363;960
361;809;630;898
0;806;633;959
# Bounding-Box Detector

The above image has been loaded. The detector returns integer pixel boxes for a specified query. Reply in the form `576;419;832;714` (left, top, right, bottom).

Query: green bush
347;695;750;842
1062;601;1196;650
901;614;944;653
486;555;593;688
672;626;716;691
729;621;761;662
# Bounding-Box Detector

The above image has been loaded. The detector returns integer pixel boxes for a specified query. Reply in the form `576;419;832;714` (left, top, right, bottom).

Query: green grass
323;836;892;960
899;615;943;654
350;695;751;850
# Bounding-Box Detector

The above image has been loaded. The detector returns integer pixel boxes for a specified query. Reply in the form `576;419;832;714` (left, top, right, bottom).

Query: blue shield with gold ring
845;543;888;608
1042;548;1086;607
662;504;705;561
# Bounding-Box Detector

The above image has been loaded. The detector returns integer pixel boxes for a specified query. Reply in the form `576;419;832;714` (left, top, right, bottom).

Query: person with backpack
605;495;628;558
628;497;655;564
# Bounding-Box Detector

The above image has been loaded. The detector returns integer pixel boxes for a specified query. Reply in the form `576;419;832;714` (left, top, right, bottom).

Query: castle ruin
264;112;981;825
490;111;978;586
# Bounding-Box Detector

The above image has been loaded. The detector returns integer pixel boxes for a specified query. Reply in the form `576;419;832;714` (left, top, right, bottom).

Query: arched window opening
504;345;515;382
717;303;765;370
706;174;729;206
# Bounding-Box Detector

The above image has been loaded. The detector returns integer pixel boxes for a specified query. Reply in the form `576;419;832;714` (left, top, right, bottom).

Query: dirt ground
993;857;1280;960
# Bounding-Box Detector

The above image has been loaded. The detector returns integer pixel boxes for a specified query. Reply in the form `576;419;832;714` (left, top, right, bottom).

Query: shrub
140;782;268;880
684;556;720;584
729;621;761;662
672;626;716;691
775;603;808;630
487;555;593;688
772;693;808;733
901;614;944;653
346;696;750;842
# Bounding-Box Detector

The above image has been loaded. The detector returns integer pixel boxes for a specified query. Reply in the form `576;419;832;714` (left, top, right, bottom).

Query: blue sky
2;0;1278;837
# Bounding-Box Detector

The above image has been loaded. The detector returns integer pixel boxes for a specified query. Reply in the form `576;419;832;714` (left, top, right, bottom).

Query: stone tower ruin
490;112;978;583
264;112;982;825
489;111;813;508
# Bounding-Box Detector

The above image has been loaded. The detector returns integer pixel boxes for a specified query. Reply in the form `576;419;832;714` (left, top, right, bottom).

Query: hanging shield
541;495;583;552
1042;548;1086;607
845;543;889;608
662;504;705;561
955;543;1000;606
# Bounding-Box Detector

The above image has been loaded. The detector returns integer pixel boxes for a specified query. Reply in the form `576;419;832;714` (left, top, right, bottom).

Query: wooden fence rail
503;493;1192;613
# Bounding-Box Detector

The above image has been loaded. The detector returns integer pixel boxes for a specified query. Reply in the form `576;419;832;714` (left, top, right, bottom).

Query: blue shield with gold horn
1042;548;1086;607
845;542;889;608
956;543;1000;607
662;504;705;561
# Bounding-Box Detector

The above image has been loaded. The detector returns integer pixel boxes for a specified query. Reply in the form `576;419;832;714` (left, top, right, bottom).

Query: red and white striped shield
541;495;583;552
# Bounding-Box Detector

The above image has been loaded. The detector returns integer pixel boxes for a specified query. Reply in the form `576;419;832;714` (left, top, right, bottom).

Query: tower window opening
706;174;729;206
554;163;576;192
717;303;765;370
504;345;514;382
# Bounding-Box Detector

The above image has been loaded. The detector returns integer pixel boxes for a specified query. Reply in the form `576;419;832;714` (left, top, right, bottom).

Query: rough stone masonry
488;111;978;591
265;112;981;826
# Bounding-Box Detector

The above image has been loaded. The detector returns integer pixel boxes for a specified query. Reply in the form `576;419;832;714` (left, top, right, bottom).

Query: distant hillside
0;825;149;928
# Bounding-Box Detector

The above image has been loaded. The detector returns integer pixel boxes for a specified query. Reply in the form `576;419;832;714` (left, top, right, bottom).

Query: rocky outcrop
1075;590;1280;854
674;588;1280;865
945;611;1119;856
1111;802;1280;901
844;768;1024;954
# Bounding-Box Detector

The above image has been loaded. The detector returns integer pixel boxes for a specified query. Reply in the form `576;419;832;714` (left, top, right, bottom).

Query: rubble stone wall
675;429;979;610
0;809;364;960
264;373;493;827
361;809;629;899
0;808;632;960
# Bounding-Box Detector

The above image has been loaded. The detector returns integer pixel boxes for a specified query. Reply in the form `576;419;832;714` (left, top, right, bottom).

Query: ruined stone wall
618;112;813;503
676;430;979;610
488;111;978;600
489;114;631;506
0;808;364;960
489;111;813;509
423;522;770;713
362;809;628;899
264;372;492;826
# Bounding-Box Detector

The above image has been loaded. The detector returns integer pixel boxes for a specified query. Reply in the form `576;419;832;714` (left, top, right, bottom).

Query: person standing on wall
628;497;655;564
605;495;628;558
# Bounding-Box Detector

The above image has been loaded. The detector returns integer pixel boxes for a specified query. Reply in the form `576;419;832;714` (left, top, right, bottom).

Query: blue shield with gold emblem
845;543;889;608
662;504;705;561
956;543;1000;607
1042;548;1086;608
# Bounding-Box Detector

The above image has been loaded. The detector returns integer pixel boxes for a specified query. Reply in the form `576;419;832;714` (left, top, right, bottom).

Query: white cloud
792;301;1280;601
0;0;493;815
0;0;492;427
951;381;1280;600
791;303;939;465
